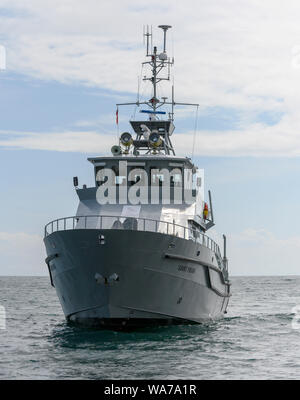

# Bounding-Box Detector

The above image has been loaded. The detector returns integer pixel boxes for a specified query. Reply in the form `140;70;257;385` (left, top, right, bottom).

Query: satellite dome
159;52;167;61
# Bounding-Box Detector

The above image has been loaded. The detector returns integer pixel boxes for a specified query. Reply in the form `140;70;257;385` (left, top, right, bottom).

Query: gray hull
44;229;230;329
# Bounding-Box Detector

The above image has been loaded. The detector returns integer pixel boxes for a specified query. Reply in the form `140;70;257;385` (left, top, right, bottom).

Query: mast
142;25;173;114
114;25;199;156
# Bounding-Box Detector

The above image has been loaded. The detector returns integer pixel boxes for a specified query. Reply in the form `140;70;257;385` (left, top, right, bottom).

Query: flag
116;108;119;125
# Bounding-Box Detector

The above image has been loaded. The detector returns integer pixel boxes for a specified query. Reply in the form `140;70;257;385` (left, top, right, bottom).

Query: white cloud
1;0;300;156
174;116;300;158
0;232;46;276
207;228;300;276
2;115;300;157
0;129;115;153
0;0;298;107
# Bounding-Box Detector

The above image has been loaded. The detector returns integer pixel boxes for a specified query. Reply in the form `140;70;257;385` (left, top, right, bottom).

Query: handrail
44;214;222;258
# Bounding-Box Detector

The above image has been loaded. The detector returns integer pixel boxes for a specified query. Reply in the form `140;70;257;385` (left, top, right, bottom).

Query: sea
0;276;299;380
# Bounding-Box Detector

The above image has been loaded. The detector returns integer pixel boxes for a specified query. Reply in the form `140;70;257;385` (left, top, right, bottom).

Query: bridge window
128;167;147;186
150;167;183;187
170;172;182;187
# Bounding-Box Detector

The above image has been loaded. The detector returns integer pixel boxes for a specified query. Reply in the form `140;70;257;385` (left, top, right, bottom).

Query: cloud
0;129;115;153
0;232;46;276
1;0;300;156
0;0;298;107
229;228;300;276
1;114;300;157
174;116;300;157
208;228;300;276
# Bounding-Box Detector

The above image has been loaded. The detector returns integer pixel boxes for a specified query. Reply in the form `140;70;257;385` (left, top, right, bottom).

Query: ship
44;25;231;329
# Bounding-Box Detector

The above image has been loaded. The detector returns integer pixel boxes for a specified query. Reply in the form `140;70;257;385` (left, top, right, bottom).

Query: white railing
44;215;222;256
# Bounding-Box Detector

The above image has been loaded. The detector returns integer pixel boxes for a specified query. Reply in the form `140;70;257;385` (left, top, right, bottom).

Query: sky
0;0;300;276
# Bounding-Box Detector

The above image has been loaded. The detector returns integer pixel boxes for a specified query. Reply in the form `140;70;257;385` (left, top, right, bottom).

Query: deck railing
44;215;222;257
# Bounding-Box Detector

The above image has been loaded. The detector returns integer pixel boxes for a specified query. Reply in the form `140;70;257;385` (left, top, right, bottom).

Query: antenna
143;25;152;56
158;25;172;53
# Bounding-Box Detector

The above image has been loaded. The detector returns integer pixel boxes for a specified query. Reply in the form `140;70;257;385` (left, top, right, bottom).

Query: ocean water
0;276;300;380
